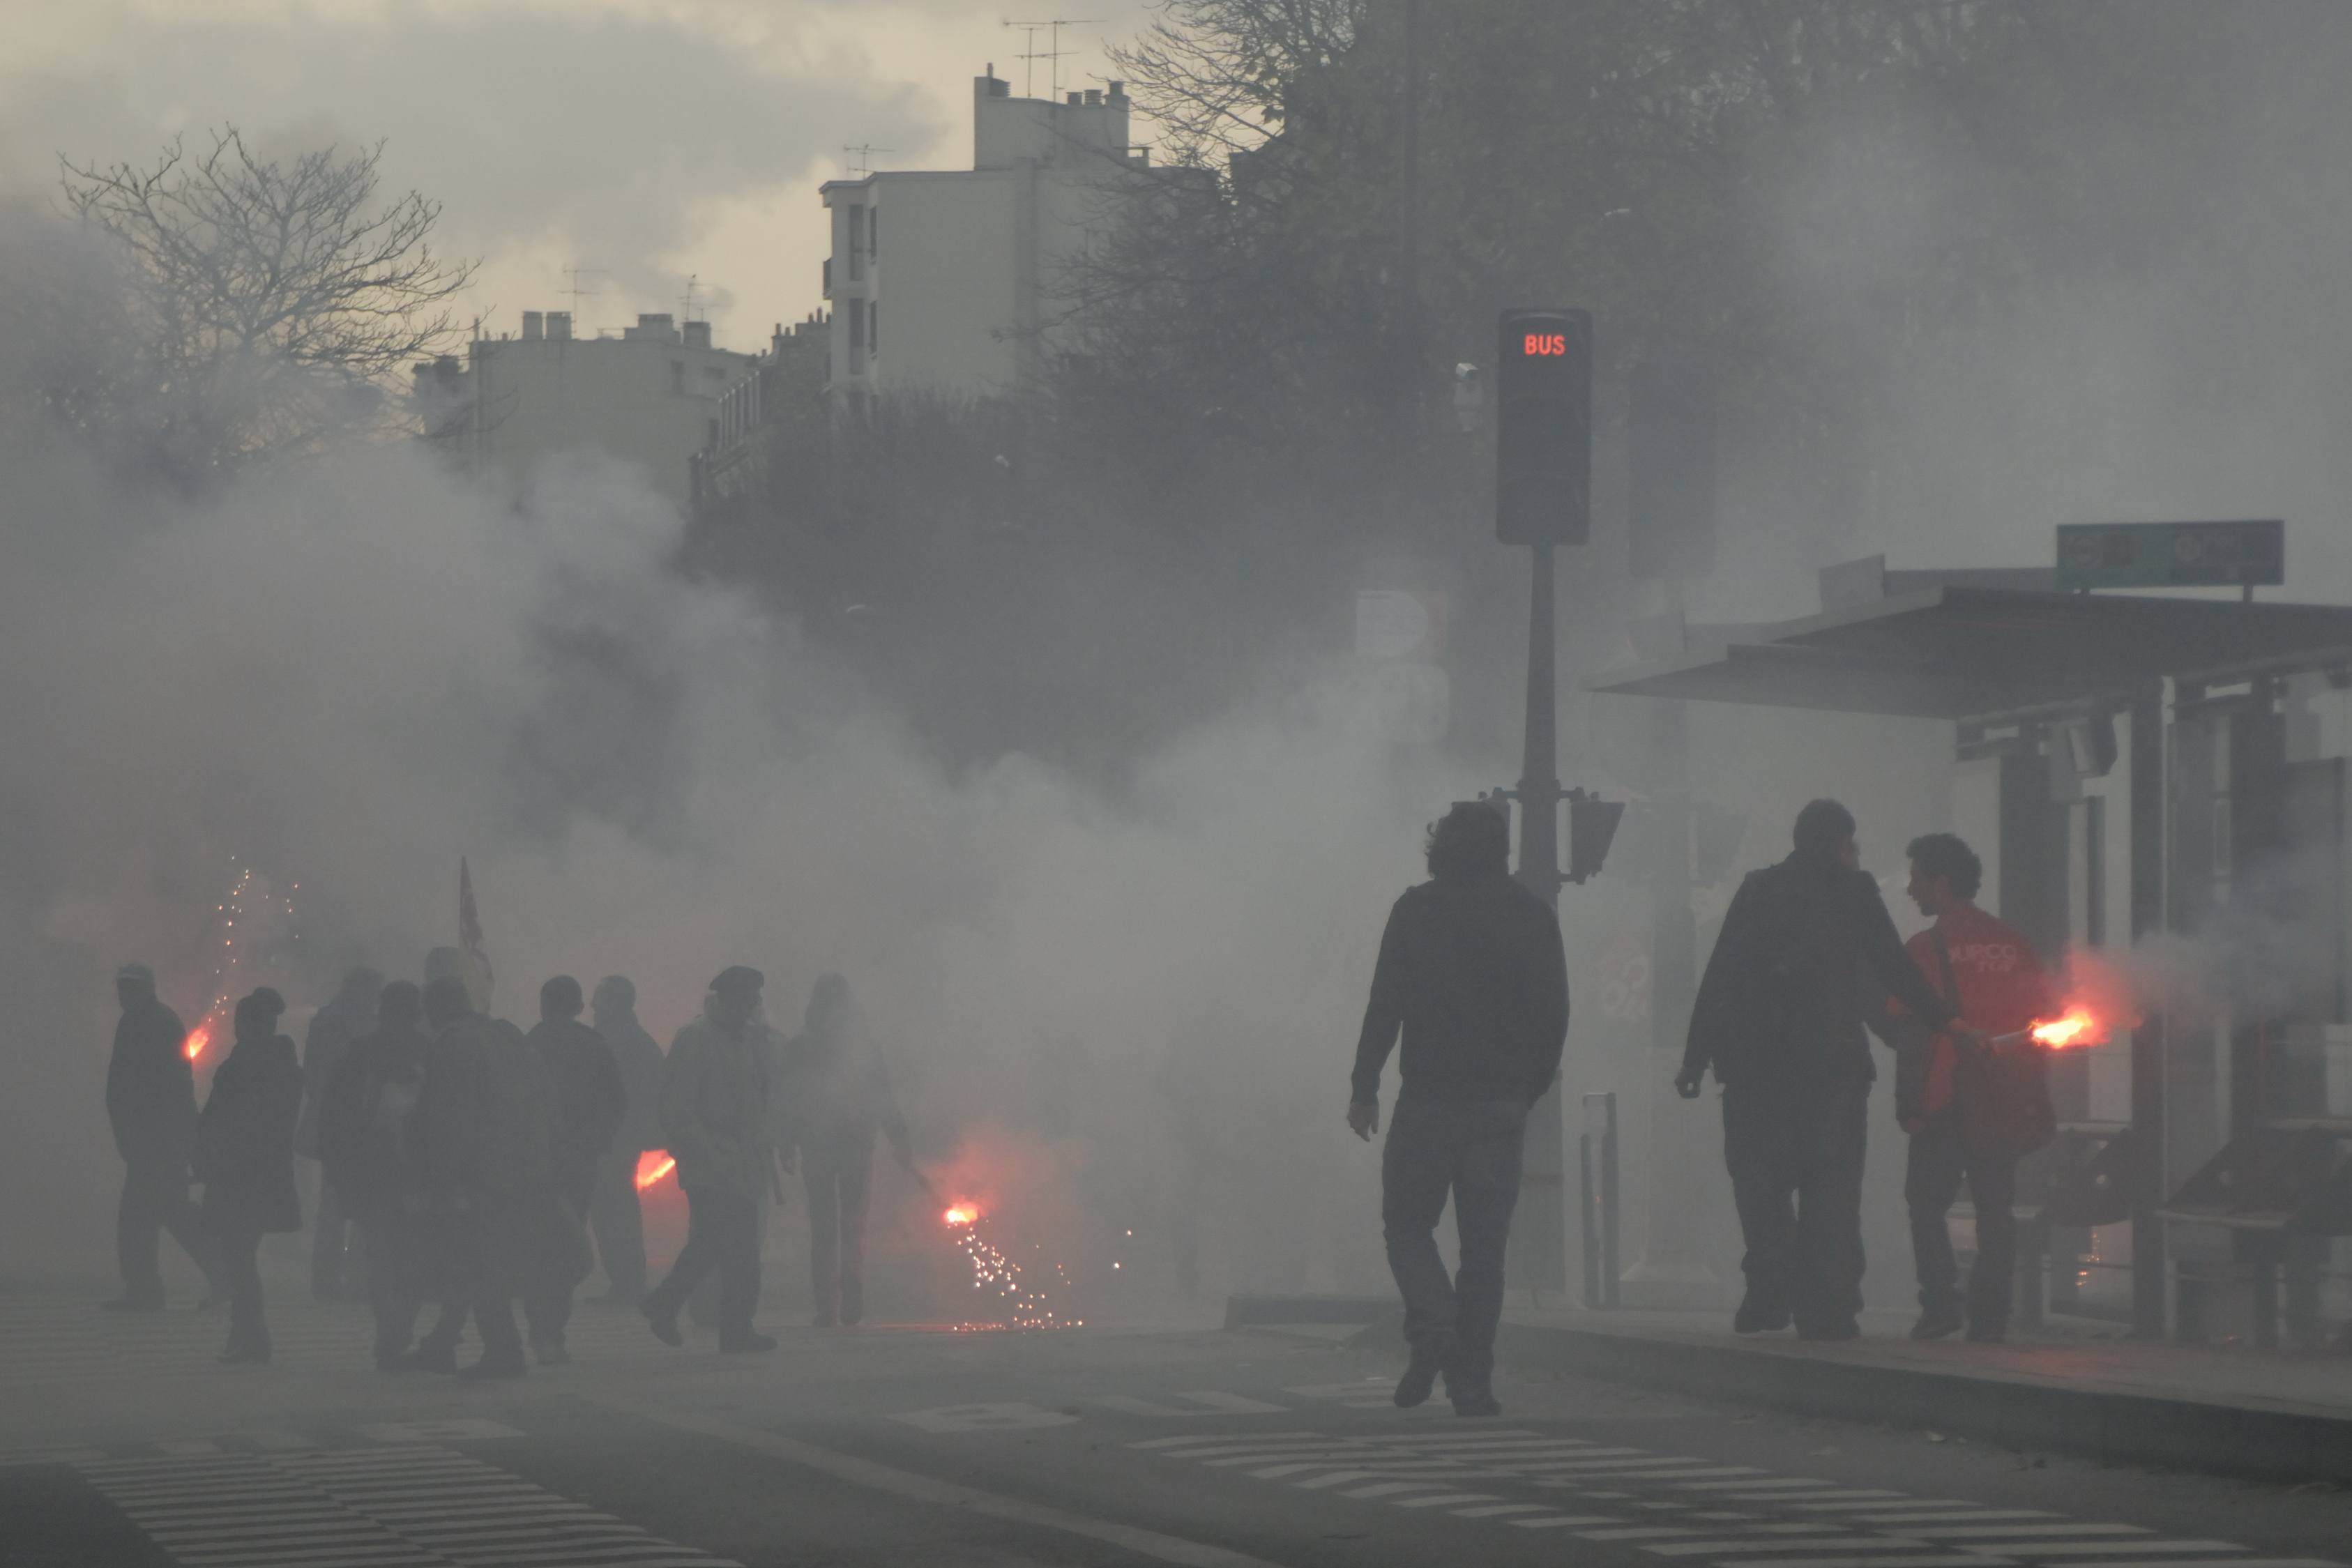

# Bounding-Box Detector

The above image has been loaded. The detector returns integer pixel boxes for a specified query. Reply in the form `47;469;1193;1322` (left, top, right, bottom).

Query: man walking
1890;833;2054;1343
319;981;437;1369
1677;799;1964;1340
522;976;625;1362
1349;802;1568;1417
298;966;383;1300
587;976;665;1307
642;966;779;1354
104;963;222;1310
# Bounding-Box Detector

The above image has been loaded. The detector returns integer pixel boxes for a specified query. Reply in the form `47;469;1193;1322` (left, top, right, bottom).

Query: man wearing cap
105;964;225;1309
642;966;778;1353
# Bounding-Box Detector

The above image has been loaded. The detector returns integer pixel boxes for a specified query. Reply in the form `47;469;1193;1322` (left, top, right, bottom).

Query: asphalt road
3;1288;2349;1568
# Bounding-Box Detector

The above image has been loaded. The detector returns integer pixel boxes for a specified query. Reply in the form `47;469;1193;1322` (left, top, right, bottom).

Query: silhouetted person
319;980;437;1369
521;975;625;1362
588;975;665;1307
784;975;913;1328
195;989;303;1364
299;966;383;1300
420;975;568;1380
410;948;473;1369
1888;833;2054;1344
104;962;222;1310
1678;799;1964;1340
643;966;777;1353
1349;802;1568;1418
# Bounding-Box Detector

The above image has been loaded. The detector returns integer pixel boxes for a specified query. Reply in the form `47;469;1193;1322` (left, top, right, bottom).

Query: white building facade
414;311;761;507
821;69;1143;401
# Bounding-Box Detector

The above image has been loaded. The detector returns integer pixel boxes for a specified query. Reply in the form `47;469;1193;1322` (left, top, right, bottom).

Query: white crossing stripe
1393;1493;1501;1508
1710;1560;1999;1568
1451;1504;1556;1518
1512;1516;1618;1528
1338;1482;1456;1499
1646;1539;1930;1557
1969;1546;2244;1558
1906;1523;2148;1539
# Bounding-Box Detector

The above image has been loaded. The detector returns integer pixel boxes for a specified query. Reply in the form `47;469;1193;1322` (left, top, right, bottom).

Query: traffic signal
1627;357;1716;581
1496;309;1593;546
1566;788;1625;885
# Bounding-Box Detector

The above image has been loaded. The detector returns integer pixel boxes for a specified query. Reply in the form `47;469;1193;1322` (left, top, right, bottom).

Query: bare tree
61;126;474;478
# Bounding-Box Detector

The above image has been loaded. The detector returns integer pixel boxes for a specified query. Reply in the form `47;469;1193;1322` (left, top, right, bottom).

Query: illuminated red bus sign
1496;308;1593;546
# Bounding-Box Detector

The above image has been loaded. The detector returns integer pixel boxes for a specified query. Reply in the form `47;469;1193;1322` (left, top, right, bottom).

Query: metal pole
1580;1125;1600;1309
1510;542;1568;1295
1601;1091;1621;1309
2128;681;2169;1339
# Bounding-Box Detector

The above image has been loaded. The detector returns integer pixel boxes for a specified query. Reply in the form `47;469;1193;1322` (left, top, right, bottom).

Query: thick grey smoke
0;210;1469;1312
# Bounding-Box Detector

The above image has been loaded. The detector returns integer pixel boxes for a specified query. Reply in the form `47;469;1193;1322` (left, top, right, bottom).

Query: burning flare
635;1151;676;1190
943;1205;976;1226
182;1021;211;1063
2030;1007;2104;1049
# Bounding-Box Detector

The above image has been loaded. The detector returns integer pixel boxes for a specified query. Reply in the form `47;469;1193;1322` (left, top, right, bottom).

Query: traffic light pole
1508;540;1570;1296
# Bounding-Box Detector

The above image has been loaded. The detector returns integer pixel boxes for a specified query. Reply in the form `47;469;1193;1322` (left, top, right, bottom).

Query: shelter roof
1586;587;2352;721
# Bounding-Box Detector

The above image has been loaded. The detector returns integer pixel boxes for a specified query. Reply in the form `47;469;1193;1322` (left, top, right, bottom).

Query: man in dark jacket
1349;802;1569;1417
105;962;223;1310
299;966;383;1300
1676;799;1966;1340
319;981;436;1369
420;975;572;1380
520;975;625;1361
586;975;665;1307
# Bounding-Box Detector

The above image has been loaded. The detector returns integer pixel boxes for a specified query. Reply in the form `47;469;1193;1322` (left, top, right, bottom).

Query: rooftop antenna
842;144;893;176
681;274;706;324
1003;17;1097;98
563;265;605;319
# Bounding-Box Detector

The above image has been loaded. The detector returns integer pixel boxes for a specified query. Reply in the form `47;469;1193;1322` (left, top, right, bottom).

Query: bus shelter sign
2056;519;2283;590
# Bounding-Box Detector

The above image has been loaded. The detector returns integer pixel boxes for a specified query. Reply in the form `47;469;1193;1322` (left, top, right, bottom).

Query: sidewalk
1496;1304;2352;1485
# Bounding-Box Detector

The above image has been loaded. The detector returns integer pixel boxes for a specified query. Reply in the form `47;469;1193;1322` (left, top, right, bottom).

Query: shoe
532;1341;571;1365
1450;1388;1503;1418
412;1339;460;1375
1394;1333;1457;1408
1965;1321;2008;1344
644;1302;683;1348
720;1332;777;1353
1733;1294;1791;1334
457;1355;527;1380
1796;1319;1862;1341
100;1296;165;1313
1911;1304;1966;1341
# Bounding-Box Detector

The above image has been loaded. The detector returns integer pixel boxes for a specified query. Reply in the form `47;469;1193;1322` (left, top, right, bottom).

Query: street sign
2055;519;2283;590
1496;309;1593;545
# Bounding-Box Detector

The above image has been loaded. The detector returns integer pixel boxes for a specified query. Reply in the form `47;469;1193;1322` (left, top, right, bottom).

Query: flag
457;857;494;1012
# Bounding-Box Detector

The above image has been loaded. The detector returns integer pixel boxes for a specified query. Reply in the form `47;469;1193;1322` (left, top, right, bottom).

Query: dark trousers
1721;1074;1870;1334
312;1175;362;1298
215;1229;268;1354
647;1189;761;1339
117;1161;218;1303
1906;1110;2018;1329
803;1127;875;1324
589;1150;649;1304
522;1164;595;1350
358;1213;425;1363
1380;1097;1528;1394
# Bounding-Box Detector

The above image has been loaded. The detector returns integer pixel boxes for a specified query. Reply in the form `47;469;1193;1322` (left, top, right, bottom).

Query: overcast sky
0;0;1150;352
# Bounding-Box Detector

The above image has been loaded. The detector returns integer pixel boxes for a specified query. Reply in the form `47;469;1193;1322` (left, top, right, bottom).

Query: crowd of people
102;955;912;1374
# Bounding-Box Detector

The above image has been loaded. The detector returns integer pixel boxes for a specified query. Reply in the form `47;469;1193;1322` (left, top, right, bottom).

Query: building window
846;204;865;282
671;361;684;394
869;207;878;259
868;302;879;355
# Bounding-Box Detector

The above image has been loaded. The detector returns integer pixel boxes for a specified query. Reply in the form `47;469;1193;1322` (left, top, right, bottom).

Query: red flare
2029;1007;2104;1050
635;1152;676;1190
183;1021;211;1062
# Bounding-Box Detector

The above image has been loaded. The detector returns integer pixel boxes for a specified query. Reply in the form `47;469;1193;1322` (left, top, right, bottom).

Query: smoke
0;206;1463;1310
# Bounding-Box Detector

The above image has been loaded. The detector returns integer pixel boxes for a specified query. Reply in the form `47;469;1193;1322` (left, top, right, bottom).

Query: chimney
1084;89;1102;106
683;320;713;350
1107;80;1127;104
1066;91;1082;107
521;310;544;341
545;311;572;341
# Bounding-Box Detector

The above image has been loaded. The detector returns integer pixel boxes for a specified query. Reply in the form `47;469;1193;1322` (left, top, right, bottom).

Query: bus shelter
1589;570;2352;1342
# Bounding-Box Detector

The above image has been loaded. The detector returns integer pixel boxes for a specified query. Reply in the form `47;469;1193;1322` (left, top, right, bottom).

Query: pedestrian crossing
75;1445;738;1567
1127;1427;2345;1567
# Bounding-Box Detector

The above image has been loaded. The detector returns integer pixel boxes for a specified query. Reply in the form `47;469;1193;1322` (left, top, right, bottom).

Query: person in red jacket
1892;833;2055;1343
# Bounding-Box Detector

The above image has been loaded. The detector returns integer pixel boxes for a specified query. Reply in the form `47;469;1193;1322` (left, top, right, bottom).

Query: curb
1497;1318;2352;1485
